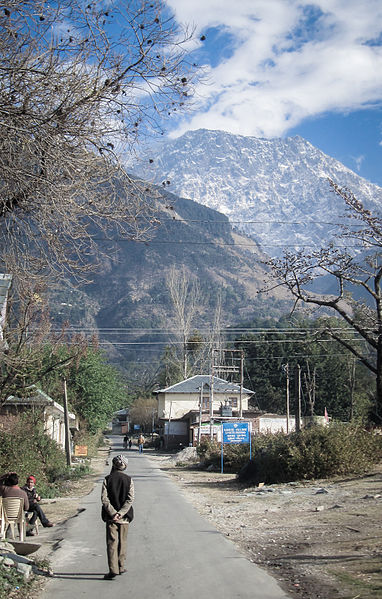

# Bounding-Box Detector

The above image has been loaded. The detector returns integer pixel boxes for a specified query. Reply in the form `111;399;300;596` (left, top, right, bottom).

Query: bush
0;413;68;495
196;424;382;483
237;423;382;485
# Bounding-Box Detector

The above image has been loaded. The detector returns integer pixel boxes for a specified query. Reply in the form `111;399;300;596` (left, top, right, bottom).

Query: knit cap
112;455;128;470
27;475;36;483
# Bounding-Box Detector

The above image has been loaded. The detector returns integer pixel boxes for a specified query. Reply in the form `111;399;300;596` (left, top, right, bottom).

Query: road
41;436;290;599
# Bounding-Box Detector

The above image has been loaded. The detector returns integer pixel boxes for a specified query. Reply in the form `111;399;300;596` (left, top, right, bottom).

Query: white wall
158;392;249;419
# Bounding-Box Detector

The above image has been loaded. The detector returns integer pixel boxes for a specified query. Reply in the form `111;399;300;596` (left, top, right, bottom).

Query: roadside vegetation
0;412;104;497
197;423;382;484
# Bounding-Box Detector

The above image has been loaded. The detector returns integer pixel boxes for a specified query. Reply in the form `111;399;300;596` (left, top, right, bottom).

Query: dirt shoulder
149;452;382;599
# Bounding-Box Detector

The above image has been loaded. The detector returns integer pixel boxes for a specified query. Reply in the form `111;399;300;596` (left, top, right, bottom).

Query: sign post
221;422;251;473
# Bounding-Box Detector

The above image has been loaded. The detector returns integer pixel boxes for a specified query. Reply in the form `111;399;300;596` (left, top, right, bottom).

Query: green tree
235;316;371;420
41;347;128;433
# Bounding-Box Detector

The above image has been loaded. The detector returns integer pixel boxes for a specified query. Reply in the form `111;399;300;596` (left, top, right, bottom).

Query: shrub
0;413;67;495
237;423;382;485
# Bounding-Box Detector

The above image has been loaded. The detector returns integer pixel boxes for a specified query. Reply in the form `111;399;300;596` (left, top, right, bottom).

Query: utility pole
239;351;244;419
210;368;214;440
63;378;72;467
285;363;290;434
198;383;203;445
295;364;301;432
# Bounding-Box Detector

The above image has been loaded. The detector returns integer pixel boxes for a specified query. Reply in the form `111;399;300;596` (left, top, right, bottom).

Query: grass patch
0;564;25;599
330;568;382;597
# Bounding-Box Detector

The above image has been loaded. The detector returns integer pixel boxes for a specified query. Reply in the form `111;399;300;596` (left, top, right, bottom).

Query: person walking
138;434;145;453
101;455;134;580
22;475;54;534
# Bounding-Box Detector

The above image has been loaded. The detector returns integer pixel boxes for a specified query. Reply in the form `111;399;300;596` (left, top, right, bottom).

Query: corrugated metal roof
5;387;76;420
154;374;254;396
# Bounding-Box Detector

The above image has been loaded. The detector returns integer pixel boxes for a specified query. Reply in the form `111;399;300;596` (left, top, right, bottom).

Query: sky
164;0;382;186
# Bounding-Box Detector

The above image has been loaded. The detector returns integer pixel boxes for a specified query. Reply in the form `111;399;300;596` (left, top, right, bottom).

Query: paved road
41;436;290;599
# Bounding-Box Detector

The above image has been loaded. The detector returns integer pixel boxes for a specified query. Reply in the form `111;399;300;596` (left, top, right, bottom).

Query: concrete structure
0;387;77;451
154;375;255;448
111;408;129;434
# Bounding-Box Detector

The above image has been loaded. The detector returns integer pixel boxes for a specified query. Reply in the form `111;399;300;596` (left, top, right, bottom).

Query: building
111;408;130;435
0;387;78;451
154;374;255;448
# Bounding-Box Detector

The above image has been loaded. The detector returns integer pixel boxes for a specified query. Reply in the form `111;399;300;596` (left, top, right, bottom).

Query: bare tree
166;265;201;378
129;396;158;432
0;277;91;402
0;0;197;282
303;361;316;418
267;181;382;421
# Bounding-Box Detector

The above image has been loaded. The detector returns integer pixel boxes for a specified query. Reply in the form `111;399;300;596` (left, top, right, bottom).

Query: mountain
129;129;382;256
50;186;292;376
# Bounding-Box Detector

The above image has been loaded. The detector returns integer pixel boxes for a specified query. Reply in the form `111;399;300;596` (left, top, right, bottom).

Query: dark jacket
22;485;38;507
101;469;134;523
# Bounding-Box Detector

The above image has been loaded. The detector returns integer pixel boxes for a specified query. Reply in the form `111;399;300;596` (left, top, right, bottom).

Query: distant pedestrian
138;434;145;453
123;434;129;450
128;439;132;450
101;455;134;580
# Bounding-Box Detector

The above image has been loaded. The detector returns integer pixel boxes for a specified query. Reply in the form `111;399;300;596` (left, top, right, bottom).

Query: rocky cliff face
129;129;382;255
50;188;292;372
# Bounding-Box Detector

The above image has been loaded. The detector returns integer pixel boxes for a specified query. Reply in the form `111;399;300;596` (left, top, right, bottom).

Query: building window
228;397;238;408
202;396;210;410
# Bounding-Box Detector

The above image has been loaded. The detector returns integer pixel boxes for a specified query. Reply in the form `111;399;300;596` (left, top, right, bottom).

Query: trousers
106;522;129;575
28;503;50;526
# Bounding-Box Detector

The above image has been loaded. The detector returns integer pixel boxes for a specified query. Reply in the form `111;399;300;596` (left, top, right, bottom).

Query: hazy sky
164;0;382;185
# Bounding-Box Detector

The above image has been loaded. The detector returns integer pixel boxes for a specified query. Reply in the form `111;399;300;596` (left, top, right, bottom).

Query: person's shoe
43;522;54;527
26;531;35;537
104;572;117;580
119;568;127;575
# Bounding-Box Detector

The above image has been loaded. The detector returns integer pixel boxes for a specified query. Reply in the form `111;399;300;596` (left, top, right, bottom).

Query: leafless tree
129;396;158;432
0;0;197;282
0;276;91;402
167;265;201;378
267;181;382;421
303;361;316;418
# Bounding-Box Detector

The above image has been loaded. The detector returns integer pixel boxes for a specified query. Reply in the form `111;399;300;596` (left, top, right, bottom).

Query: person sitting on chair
22;475;54;535
0;472;29;510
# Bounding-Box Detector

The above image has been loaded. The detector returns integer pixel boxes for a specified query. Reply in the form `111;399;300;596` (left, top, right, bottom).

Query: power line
158;218;362;226
47;326;371;334
72;337;365;346
92;237;370;248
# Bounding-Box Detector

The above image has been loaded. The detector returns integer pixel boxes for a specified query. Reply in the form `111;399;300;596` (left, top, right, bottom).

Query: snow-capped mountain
129;129;382;256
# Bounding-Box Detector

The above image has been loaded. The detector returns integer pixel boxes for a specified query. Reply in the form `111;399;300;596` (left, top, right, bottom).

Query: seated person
21;475;54;535
0;472;29;510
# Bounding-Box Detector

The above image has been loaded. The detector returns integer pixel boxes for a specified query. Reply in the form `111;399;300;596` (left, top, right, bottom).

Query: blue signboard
222;422;250;444
221;422;251;473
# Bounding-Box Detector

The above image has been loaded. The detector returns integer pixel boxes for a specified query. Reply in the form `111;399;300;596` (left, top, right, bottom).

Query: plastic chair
0;497;5;540
2;497;26;541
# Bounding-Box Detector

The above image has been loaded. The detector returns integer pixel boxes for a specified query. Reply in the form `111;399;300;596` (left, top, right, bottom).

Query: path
40;436;290;599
